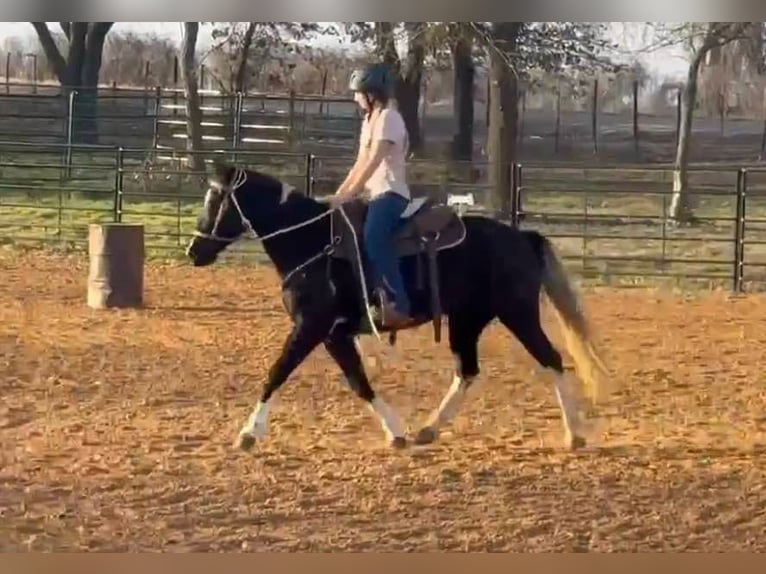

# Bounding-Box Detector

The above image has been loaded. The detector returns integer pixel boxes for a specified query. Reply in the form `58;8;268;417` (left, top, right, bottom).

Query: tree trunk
75;23;111;144
396;22;425;154
451;35;475;161
669;49;705;223
487;23;521;220
31;22;112;144
233;22;257;94
374;22;399;67
181;22;205;173
373;22;424;154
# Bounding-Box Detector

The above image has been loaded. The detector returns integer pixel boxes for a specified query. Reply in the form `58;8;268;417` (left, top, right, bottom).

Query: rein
192;167;332;245
191;167;381;341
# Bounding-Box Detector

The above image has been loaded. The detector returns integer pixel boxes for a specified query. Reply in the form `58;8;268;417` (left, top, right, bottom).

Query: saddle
330;196;466;343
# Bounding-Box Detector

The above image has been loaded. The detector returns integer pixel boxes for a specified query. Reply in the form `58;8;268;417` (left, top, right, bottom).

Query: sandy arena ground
2;249;766;552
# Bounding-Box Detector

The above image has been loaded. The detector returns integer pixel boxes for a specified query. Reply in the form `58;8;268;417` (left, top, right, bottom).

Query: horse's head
185;160;296;267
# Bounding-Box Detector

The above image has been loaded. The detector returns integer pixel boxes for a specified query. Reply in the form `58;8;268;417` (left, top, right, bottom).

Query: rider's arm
335;117;371;197
336;109;399;201
336;138;391;201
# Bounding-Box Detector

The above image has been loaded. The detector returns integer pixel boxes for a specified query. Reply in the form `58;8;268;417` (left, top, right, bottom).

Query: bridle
191;166;338;247
192;167;254;244
187;166;383;343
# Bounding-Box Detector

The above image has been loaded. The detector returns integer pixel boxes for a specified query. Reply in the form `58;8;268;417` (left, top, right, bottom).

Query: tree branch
30;22;69;82
234;22;257;93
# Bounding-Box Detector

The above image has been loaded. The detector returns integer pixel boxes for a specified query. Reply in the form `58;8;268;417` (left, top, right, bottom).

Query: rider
330;63;413;329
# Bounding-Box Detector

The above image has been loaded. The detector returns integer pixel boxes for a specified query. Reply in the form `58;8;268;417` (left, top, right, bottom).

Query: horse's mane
212;161;287;193
212;161;327;222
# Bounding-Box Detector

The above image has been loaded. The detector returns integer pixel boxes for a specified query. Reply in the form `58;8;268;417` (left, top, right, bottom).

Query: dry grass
2;250;766;551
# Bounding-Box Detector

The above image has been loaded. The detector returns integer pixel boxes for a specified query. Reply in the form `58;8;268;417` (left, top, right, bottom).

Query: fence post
319;69;328;114
510;162;524;227
760;86;766;160
288;89;296;148
172;55;179;117
304;153;315;198
733;168;747;292
675;89;682;146
152;86;161;159
592;78;598;154
113;147;124;223
632;79;639;156
30;54;37;94
232;91;243;153
5;52;10;94
554;81;561;154
143;60;151;114
485;74;490;128
518;87;525;152
64;90;77;180
718;86;726;136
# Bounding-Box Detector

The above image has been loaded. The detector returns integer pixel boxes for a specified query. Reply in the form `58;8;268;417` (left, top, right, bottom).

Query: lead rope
208;168;383;344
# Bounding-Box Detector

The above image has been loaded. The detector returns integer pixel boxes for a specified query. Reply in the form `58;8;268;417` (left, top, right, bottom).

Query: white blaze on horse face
368;397;405;441
280;182;296;204
427;374;469;429
239;400;270;440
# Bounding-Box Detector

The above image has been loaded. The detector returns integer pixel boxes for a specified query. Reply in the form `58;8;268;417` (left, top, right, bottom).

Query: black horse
185;162;610;451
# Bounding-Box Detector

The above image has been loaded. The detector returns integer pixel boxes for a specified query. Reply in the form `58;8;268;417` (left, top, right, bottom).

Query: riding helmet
348;63;394;97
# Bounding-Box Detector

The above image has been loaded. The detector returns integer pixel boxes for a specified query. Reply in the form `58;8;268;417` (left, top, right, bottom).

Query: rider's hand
328;192;351;209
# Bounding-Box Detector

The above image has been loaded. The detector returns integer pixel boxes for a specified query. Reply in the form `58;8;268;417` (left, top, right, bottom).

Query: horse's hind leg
414;311;492;445
497;306;586;451
324;325;406;448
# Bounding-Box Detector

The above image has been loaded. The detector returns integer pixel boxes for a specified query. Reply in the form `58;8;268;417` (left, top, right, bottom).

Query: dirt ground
2;249;766;552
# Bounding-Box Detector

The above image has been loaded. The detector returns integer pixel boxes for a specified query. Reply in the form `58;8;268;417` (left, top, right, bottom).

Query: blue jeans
363;192;411;316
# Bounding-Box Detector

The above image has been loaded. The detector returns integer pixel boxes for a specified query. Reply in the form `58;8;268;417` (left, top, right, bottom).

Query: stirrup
375;290;413;329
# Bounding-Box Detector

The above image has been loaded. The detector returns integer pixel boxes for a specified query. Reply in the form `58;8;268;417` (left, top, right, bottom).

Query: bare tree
486;22;523;218
647;23;755;222
341;23;427;154
205;22;322;94
696;23;765;120
30;22;113;143
469;21;615;216
450;28;476;161
233;23;257;93
181;22;205;172
373;22;427;154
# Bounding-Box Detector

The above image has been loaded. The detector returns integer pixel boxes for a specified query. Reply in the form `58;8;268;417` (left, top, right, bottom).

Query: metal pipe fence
0;87;361;166
8;77;766;165
2;141;766;291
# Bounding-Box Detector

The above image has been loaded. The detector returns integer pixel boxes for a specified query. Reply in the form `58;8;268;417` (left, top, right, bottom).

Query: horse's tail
526;231;610;403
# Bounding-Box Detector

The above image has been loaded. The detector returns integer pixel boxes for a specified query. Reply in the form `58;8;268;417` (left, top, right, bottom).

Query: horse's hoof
390;436;408;449
235;432;256;452
414;426;438;445
568;434;587;451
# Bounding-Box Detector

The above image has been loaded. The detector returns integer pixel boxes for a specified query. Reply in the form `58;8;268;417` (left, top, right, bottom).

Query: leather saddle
330;196;466;342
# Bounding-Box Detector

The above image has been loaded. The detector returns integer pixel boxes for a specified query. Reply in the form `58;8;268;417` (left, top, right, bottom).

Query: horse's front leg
236;315;331;451
324;324;407;449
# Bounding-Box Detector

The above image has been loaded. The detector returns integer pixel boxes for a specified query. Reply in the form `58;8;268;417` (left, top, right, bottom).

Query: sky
0;21;691;81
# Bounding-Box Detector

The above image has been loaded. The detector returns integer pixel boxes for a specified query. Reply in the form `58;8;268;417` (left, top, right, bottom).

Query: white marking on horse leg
428;374;471;430
552;371;582;444
238;400;270;441
367;397;405;441
355;336;382;373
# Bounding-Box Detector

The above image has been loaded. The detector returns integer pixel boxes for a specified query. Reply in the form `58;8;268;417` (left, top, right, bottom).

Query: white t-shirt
359;107;410;201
